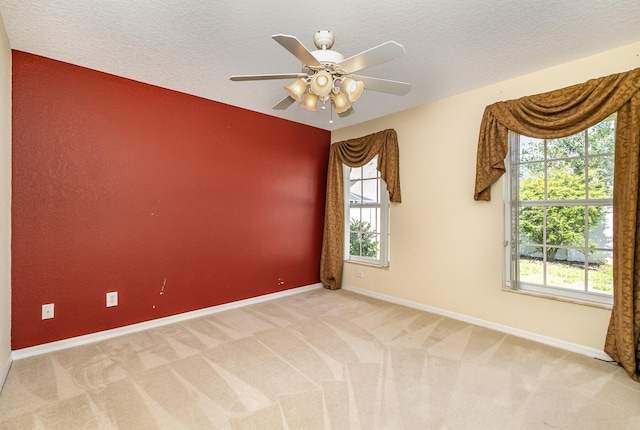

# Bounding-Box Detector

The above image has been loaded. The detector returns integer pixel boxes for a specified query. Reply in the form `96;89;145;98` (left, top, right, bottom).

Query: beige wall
0;13;11;386
333;41;640;351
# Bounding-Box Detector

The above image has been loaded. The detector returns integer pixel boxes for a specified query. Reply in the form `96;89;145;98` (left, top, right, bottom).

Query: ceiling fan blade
337;107;354;118
337;41;406;74
272;34;323;67
230;73;308;81
273;96;296;110
351;75;411;95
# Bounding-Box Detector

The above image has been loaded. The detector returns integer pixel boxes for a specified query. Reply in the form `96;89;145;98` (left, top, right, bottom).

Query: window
505;115;615;305
344;156;390;267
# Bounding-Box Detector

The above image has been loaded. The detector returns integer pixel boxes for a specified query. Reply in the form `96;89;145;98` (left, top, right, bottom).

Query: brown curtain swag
320;129;401;291
474;67;640;381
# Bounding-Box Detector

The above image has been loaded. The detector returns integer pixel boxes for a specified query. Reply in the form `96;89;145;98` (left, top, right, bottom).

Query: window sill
501;287;612;310
344;260;389;270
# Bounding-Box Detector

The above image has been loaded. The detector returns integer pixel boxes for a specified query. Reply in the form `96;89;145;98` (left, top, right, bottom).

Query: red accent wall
11;51;330;349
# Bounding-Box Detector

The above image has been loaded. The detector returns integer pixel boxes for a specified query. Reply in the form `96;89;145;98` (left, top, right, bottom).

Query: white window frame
343;159;390;267
504;120;615;306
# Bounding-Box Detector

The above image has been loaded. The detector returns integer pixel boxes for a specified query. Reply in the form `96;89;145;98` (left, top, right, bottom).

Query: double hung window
344;156;390;267
505;115;615;305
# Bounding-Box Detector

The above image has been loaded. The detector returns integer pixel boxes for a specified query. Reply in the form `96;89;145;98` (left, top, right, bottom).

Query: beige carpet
1;288;639;429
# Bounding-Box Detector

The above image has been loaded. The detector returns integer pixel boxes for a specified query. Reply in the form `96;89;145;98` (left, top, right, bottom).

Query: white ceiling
1;1;640;131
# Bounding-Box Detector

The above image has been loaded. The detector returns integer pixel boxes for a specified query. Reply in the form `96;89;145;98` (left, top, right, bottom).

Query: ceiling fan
230;31;411;121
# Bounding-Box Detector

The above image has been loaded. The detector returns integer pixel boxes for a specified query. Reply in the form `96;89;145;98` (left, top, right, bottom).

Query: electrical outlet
355;270;364;278
42;303;54;320
106;291;118;307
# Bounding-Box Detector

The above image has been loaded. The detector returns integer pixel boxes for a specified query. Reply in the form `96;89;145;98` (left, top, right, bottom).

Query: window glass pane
564;248;586;263
349;226;361;256
588;119;616;155
547;160;585;200
519;246;543;284
360;207;380;233
588;156;614;199
349;180;362;204
587;250;613;294
362;160;378;180
519;136;544;162
519;206;543;245
547;132;585;159
349;218;367;257
362;232;380;259
519;163;544;201
546;206;586;248
361;178;379;204
349;166;361;181
587;206;613;249
349;227;379;258
349;208;380;259
546;251;585;290
349;208;361;223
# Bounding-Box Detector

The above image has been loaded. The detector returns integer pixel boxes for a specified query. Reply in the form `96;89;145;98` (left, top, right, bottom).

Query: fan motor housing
310;50;344;65
313;31;335;49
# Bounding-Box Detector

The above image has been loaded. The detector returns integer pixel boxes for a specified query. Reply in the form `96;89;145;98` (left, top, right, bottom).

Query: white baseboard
342;284;614;362
12;283;323;361
0;351;11;393
12;282;614;364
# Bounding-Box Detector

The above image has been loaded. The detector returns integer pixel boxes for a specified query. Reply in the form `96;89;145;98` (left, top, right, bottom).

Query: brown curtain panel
473;67;640;381
320;129;401;290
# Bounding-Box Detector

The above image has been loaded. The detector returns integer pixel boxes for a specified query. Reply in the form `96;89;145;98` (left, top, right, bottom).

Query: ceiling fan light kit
300;93;319;111
284;78;307;101
332;91;352;114
341;77;365;102
230;30;411;121
309;70;334;97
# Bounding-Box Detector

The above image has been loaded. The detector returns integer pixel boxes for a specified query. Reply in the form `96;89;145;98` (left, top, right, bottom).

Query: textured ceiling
1;1;640;131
